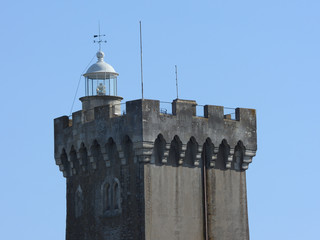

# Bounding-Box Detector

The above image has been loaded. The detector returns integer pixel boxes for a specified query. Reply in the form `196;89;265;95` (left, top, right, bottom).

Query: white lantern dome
83;51;119;79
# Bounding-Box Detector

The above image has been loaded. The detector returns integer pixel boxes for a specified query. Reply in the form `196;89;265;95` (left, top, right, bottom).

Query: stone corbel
242;149;256;170
162;143;171;164
134;141;154;163
87;149;96;170
69;154;78;175
116;144;126;165
119;151;126;165
68;157;75;175
55;156;61;166
58;164;64;172
54;146;64;162
55;157;69;178
179;144;187;165
62;170;68;178
77;152;87;173
72;164;77;175
210;147;219;168
226;149;234;169
194;145;203;166
100;147;110;167
60;164;72;177
76;148;88;173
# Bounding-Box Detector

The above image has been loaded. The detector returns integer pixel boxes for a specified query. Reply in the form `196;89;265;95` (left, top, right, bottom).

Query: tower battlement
54;98;256;178
55;98;256;127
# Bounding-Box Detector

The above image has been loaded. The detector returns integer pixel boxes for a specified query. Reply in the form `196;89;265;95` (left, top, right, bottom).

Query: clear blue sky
1;0;319;239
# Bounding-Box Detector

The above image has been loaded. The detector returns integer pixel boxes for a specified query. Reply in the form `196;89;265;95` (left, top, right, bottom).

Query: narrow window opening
75;186;83;218
113;182;119;210
103;183;111;211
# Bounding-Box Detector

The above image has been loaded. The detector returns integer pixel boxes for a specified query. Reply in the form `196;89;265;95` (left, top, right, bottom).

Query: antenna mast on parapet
94;22;107;51
139;21;144;100
175;65;179;99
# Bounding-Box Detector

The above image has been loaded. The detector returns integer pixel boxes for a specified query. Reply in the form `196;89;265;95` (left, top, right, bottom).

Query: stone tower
54;49;257;240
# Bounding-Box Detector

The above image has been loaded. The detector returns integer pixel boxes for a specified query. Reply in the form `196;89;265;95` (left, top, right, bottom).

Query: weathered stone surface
54;96;257;240
144;165;204;240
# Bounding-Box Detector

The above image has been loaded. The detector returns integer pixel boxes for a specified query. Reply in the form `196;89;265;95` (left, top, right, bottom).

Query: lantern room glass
85;75;118;96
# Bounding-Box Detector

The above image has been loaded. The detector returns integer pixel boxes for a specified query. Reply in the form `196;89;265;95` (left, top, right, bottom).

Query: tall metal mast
140;21;144;100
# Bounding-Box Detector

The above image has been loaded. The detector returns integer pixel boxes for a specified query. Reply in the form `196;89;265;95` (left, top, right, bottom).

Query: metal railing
68;100;237;120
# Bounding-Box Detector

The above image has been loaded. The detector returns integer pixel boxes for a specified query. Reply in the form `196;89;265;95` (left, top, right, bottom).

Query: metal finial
93;22;107;51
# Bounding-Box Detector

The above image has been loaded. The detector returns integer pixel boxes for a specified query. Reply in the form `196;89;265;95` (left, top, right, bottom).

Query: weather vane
93;22;107;51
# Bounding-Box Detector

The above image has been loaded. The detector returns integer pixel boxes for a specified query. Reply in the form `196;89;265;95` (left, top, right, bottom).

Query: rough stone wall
63;140;143;240
206;169;249;240
144;165;204;240
54;100;147;240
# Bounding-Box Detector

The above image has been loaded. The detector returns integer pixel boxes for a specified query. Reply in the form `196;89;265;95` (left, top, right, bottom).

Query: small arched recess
168;135;182;166
216;139;230;170
105;138;120;168
233;141;245;171
153;134;166;165
79;143;89;172
91;140;103;162
123;135;134;165
184;137;198;167
202;138;214;168
61;149;70;177
69;146;79;175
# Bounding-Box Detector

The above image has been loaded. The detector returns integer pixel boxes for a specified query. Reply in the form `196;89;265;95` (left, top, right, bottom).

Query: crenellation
137;100;256;150
125;99;143;119
54;115;70;130
55;100;256;165
172;99;197;116
94;105;111;120
204;105;224;120
72;110;82;126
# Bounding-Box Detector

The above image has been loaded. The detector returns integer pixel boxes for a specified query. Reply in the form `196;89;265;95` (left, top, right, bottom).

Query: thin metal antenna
175;65;179;99
94;21;107;51
140;21;144;100
99;21;101;51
